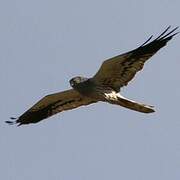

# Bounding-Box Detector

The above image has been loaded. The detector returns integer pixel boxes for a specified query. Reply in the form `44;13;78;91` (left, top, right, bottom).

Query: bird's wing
6;89;97;125
93;26;178;92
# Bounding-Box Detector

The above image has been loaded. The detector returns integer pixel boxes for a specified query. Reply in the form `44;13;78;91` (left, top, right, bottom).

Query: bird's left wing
93;26;178;92
6;89;97;126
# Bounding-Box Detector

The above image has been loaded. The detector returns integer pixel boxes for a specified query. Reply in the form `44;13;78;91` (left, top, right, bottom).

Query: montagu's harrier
6;26;178;126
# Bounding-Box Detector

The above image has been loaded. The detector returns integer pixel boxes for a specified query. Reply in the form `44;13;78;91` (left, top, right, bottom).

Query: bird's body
6;26;179;126
70;76;155;113
70;77;113;101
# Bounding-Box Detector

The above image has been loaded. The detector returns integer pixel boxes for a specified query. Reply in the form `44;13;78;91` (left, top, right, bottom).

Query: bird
6;26;179;126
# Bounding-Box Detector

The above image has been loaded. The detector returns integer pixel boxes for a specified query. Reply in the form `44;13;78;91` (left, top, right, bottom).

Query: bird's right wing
93;26;178;92
6;89;97;125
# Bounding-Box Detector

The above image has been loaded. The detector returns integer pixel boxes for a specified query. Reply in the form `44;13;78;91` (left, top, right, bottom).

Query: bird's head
69;76;89;88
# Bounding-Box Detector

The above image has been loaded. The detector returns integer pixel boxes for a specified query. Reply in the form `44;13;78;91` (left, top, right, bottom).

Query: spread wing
93;26;179;92
6;89;97;126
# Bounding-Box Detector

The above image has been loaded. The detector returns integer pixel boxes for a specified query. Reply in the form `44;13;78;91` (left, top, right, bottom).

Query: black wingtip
156;26;179;40
10;117;17;120
139;35;153;47
5;120;16;125
138;26;179;50
5;117;18;125
155;25;172;40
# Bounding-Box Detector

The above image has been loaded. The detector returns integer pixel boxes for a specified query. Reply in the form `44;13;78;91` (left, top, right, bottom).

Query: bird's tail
109;93;155;113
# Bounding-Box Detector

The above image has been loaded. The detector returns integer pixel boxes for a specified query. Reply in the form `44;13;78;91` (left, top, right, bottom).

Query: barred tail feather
110;94;155;113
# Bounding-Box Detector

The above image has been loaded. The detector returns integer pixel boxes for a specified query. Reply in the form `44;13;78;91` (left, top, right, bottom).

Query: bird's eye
70;80;74;87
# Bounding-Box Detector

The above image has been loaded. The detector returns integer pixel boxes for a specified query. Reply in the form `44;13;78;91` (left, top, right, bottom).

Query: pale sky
1;0;180;180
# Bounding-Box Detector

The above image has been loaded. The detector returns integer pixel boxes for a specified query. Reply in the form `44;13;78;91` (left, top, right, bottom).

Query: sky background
1;0;180;180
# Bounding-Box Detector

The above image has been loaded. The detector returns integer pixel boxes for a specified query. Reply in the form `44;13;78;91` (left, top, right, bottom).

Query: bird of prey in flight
6;26;178;126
